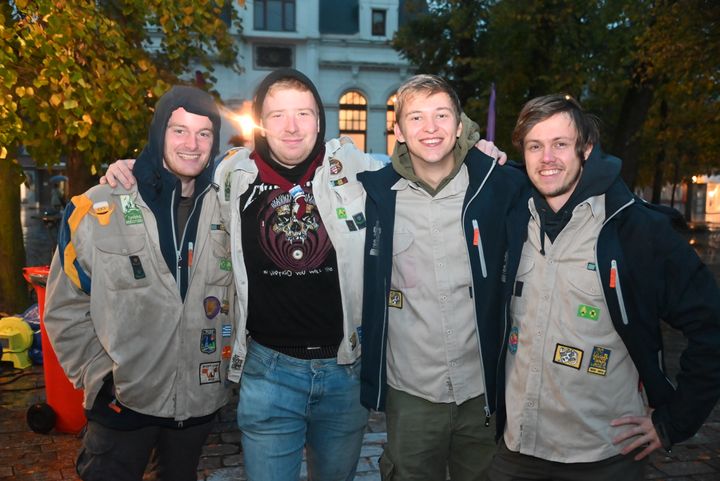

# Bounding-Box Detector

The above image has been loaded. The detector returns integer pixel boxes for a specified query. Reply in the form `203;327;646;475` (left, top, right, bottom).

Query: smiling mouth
539;168;562;176
420;138;443;147
178;152;201;160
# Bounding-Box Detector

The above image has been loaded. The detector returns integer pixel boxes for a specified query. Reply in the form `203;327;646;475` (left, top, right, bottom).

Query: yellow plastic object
0;316;34;369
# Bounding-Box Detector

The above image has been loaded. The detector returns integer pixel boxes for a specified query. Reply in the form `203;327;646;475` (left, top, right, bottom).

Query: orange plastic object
23;266;86;434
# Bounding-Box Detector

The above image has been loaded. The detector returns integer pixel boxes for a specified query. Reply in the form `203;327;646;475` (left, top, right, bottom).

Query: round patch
203;296;221;319
329;158;343;175
508;326;519;355
292;249;304;260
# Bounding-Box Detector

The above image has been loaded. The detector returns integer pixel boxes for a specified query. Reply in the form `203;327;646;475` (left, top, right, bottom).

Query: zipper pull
484;405;491;427
108;399;122;414
610;260;617;288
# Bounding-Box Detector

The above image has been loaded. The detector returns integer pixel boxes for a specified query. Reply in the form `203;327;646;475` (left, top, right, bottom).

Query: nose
185;133;198;150
285;114;298;133
542;144;553;162
424;117;438;132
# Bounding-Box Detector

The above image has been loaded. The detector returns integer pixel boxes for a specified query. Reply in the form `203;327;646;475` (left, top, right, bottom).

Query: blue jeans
237;340;369;481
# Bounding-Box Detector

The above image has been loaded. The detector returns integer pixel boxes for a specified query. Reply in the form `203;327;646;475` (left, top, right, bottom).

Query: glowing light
692;176;698;183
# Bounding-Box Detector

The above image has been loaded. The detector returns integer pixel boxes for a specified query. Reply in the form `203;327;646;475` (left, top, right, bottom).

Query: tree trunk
66;150;97;197
610;84;654;190
650;99;668;204
0;158;31;314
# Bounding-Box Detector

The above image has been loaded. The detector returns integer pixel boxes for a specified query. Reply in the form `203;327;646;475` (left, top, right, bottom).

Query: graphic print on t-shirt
244;182;333;272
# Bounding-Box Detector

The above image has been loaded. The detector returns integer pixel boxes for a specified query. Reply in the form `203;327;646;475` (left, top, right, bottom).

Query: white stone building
213;0;416;155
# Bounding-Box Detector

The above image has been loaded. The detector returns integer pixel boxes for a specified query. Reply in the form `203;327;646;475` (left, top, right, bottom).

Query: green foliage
393;0;720;188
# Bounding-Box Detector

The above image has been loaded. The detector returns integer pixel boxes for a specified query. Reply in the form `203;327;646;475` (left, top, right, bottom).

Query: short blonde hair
394;74;462;121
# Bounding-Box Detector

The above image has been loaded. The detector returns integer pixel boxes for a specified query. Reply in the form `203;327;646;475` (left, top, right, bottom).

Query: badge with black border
200;328;217;354
553;343;583;369
199;361;221;384
587;346;611;376
388;290;403;309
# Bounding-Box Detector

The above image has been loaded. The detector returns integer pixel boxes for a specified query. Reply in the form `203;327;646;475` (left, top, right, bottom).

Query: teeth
178;153;200;160
422;139;442;146
540;169;560;176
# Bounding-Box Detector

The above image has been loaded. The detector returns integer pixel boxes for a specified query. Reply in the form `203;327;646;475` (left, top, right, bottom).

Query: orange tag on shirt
473;228;479;246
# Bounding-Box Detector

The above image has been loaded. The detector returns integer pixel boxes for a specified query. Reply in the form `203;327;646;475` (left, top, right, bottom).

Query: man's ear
456;118;463;138
583;143;593;162
393;122;405;143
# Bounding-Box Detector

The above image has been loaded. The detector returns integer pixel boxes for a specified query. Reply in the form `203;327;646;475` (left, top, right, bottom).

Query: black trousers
76;420;214;481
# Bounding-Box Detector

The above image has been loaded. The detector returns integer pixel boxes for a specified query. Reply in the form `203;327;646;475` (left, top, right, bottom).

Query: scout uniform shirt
504;194;646;462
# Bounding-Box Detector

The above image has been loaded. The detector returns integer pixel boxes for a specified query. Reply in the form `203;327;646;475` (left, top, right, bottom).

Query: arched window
338;90;367;151
386;94;396;155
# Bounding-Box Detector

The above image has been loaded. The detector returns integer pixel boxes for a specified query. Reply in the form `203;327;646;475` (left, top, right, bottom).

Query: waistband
257;341;339;360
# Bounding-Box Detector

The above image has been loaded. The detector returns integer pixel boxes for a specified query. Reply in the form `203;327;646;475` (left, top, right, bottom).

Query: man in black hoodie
486;94;720;480
45;86;236;481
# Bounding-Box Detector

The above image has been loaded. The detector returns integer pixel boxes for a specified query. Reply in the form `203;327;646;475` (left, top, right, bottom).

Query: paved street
1;203;719;480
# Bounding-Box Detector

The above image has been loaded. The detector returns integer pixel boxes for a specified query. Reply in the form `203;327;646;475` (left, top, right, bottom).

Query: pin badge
388;290;403;309
92;201;114;226
329;158;343;175
508;326;519;355
119;195;143;225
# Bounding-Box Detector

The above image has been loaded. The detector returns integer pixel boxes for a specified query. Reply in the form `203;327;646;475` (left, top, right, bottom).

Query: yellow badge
90;201;114;226
587;346;611;376
553;343;583;370
388;290;403;309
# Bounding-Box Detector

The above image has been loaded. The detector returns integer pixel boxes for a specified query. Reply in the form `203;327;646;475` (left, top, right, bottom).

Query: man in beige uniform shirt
486;94;720;480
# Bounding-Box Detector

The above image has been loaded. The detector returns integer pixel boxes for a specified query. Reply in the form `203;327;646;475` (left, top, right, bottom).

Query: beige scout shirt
386;165;485;404
504;194;646;463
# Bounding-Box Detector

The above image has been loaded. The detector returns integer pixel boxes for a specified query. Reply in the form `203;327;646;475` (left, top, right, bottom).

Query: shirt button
446;329;453;335
536;330;542;336
543;295;549;300
440;295;448;302
527;401;534;407
450;360;457;367
438;262;445;268
532;366;539;372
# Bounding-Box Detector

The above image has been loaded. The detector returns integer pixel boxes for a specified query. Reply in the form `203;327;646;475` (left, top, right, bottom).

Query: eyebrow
264;107;317;116
166;123;213;133
404;106;454;116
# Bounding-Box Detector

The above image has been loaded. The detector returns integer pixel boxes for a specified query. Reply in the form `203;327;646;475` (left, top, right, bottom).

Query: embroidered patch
587;346;611;376
219;258;232;271
230;355;243;371
204;296;221;319
514;281;524;297
211;223;226;232
336;207;347;219
222;345;232;359
508;326;519;355
388;290;403;309
91;201;114;226
586;262;597;271
221;299;229;315
346;220;358;231
119;195;143;225
329;157;343;175
331;177;349;187
553;343;584;370
224;172;232;201
577;304;600;321
222;324;232;337
353;213;366;229
129;255;145;280
200;328;217;354
199;362;221;384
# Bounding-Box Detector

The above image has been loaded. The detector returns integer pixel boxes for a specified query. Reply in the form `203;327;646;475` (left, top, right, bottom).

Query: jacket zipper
170;185;212;290
610;259;629;325
461;159;496;424
377;277;388;410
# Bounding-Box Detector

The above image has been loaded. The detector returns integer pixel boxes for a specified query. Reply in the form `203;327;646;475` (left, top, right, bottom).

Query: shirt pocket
207;230;233;286
562;265;611;336
391;230;417;289
509;255;534;321
94;235;151;290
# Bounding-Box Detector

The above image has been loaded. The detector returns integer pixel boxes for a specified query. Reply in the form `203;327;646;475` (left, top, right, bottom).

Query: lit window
372;9;386;36
339;91;367;152
254;0;295;32
386;95;396;155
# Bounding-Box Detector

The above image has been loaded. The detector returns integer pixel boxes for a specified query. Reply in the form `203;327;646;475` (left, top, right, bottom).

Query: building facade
213;0;415;155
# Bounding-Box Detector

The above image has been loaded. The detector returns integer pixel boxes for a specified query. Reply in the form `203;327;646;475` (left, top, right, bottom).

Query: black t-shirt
240;175;344;348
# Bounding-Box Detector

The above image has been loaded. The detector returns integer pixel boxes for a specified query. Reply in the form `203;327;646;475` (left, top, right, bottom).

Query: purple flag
486;82;496;142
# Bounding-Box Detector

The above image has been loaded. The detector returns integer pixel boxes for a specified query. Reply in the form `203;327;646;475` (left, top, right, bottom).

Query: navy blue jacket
503;148;720;448
358;149;530;417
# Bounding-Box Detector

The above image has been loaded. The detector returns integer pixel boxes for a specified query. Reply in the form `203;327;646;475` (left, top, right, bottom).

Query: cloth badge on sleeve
329;158;343;175
508;326;519;355
230;355;244;371
222;324;232;337
199;362;221;384
331;177;349;187
222;346;232;359
553;343;584;370
336;207;348;219
91;201;114;226
577;304;600;321
219;258;232;272
204;296;221;319
350;331;358;350
221;299;229;315
353;213;366;229
129;255;146;280
346;220;358;231
200;328;217;354
388;290;403;309
586;262;597;271
119;195;143;225
587;346;611;376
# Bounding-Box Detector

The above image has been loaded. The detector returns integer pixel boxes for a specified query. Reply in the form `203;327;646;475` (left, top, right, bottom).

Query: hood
252;68;326;179
133;85;221;198
391;112;480;195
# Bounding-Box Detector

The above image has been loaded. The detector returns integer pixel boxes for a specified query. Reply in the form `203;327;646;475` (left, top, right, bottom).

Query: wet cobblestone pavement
2;204;719;480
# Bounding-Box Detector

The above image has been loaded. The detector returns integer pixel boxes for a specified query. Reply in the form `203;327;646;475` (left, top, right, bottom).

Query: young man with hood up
358;74;529;481
44;86;236;481
485;94;720;480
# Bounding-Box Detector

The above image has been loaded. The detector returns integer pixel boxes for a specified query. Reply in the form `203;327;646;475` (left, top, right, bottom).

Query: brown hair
512;94;599;162
394;74;462;122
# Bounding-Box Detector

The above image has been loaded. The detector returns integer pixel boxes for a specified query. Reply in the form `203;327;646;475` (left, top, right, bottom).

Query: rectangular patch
514;281;524;297
346;220;358;231
353;213;366;229
222;324;232;337
336;207;347;219
586;262;597;271
200;328;217;354
199;362;221;384
388;289;403;309
119;194;143;225
129;255;146;279
331;177;349;187
587;346;611;376
553;343;584;370
577;304;600;321
219;258;232;271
